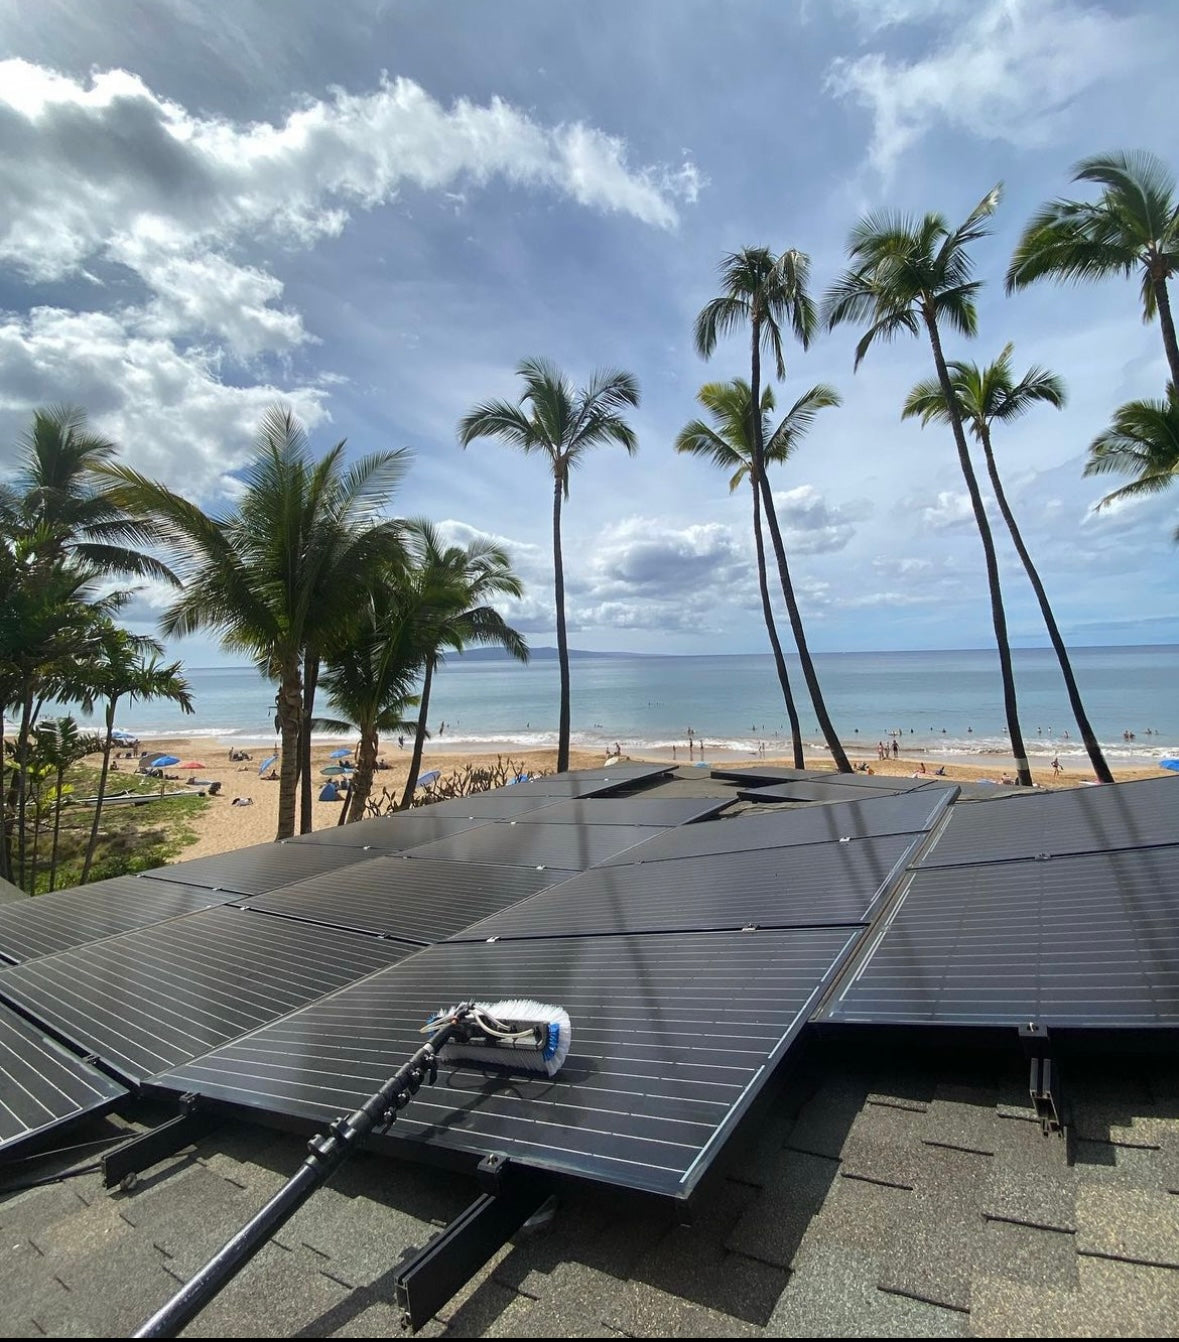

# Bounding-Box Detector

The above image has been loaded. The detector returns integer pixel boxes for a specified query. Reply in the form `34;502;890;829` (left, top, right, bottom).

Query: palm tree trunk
49;761;66;891
552;475;572;773
923;310;1032;787
298;652;318;834
1152;271;1179;391
979;425;1114;783
81;701;116;882
399;662;433;809
347;728;378;822
275;667;302;840
14;690;34;888
752;478;804;767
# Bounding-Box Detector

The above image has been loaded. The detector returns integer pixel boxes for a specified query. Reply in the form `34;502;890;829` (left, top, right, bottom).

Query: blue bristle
543;1021;559;1060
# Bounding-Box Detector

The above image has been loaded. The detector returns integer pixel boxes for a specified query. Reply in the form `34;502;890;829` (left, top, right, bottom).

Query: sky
0;0;1176;665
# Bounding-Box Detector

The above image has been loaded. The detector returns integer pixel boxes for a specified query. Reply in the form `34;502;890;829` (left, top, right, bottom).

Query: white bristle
435;999;571;1077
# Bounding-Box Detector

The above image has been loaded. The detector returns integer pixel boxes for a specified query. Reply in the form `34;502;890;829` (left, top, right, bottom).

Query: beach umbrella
178;761;206;771
258;753;278;776
151;755;181;768
321;764;355;777
415;769;441;789
329;748;352;759
1160;759;1179;772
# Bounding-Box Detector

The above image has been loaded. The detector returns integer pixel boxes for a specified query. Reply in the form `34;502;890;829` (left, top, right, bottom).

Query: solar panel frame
239;856;579;943
152;925;863;1199
0;1003;127;1157
507;797;730;827
449;832;922;940
0;875;243;964
0;905;410;1083
135;842;382;896
400;821;668;870
737;780;923;804
280;813;491;850
418;794;564;820
599;790;955;866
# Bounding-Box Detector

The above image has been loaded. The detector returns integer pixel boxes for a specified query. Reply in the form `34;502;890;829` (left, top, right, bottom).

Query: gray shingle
978;1217;1079;1289
982;1167;1079;1232
1075;1186;1179;1267
724;1150;840;1267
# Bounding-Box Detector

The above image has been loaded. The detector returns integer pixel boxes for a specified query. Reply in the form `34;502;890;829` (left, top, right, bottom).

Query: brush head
428;999;571;1077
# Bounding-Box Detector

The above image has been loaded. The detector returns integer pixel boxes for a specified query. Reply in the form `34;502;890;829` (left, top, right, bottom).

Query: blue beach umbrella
1160;759;1179;772
329;748;352;759
258;753;278;776
151;755;180;768
415;770;441;789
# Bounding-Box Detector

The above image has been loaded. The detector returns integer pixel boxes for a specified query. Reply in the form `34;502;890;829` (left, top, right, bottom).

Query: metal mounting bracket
102;1093;212;1190
1020;1022;1065;1136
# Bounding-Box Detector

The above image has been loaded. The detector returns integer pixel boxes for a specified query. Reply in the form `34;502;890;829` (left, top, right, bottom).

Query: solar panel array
822;776;1179;1029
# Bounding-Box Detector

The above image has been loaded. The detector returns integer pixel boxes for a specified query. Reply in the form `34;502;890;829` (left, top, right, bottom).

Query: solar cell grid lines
824;844;1179;1027
0;875;240;964
154;926;861;1197
135;841;379;895
918;775;1178;868
280;812;490;850
0;905;409;1082
599;791;953;866
450;833;920;941
400;821;667;870
240;857;578;943
0;1004;126;1155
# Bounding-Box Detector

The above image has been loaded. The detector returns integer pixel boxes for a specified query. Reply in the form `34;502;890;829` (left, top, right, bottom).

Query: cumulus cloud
773;484;863;554
826;0;1144;176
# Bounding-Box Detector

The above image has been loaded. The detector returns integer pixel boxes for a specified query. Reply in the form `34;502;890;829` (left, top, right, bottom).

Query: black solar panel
919;776;1178;868
509;797;729;827
0;1003;127;1157
241;857;578;943
401;822;666;870
136;842;380;896
422;794;562;820
503;765;673;798
823;844;1179;1027
153;926;861;1198
452;833;918;940
710;766;825;785
738;779;922;803
599;791;954;866
0;906;409;1083
281;813;490;850
0;875;242;964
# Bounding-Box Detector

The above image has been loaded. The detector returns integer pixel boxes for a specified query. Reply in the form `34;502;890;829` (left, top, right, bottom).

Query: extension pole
134;1021;462;1338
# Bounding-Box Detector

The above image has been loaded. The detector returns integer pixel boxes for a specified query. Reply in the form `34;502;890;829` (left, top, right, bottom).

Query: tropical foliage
1085;392;1179;534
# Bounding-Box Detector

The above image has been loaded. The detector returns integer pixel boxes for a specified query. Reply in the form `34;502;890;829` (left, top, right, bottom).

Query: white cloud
826;0;1144;176
774;484;863;553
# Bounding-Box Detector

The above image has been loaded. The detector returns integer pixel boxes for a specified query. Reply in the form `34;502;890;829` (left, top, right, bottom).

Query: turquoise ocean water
96;646;1179;766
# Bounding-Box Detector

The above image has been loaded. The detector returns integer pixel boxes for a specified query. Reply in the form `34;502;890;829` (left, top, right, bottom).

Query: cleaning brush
426;999;572;1077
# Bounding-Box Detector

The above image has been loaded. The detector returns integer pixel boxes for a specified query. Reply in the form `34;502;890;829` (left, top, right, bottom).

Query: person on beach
1052;756;1062;778
891;739;899;758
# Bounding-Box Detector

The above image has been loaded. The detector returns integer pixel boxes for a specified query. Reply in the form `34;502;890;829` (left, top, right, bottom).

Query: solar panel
422;793;563;819
0;906;409;1083
737;779;922;803
240;857;578;943
0;875;243;964
822;844;1179;1027
502;765;673;798
153;925;861;1198
281;812;491;850
508;797;729;827
599;790;954;866
0;1003;127;1157
401;822;666;870
918;776;1178;868
710;766;825;785
136;841;380;896
451;833;919;940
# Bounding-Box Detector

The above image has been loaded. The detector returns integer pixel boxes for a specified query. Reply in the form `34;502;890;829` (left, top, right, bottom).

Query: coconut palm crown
1085;392;1179;539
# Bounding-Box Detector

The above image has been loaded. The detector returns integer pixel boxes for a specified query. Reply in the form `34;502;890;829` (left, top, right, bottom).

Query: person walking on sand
891;739;899;758
1052;756;1062;779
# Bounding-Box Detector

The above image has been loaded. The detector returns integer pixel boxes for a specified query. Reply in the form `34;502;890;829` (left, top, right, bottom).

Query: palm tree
824;186;1034;787
399;523;528;807
34;717;100;891
1084;392;1179;537
903;348;1114;783
675;379;841;768
105;406;407;839
1007;151;1179;390
458;359;635;773
76;626;193;881
694;248;850;772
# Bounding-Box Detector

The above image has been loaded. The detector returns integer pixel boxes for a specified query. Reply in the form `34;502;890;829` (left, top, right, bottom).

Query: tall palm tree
34;717;100;891
459;359;635;773
903;348;1114;783
694;248;850;772
675;379;841;768
106;406;407;839
1084;391;1179;537
399;523;528;807
1007;151;1179;390
824;186;1034;787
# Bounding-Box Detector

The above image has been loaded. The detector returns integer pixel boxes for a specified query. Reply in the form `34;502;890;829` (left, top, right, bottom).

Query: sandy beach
88;736;1173;865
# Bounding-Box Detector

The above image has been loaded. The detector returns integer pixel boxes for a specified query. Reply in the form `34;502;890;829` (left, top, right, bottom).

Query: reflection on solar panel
738;779;925;803
918;775;1178;867
0;875;242;964
823;845;1179;1027
0;906;409;1083
504;765;673;797
155;926;861;1198
401;822;666;870
509;797;729;827
600;791;954;866
136;842;379;896
241;857;578;943
281;812;490;850
451;833;919;940
0;1003;126;1156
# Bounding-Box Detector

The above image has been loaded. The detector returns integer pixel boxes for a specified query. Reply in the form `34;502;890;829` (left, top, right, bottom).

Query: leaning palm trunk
924;314;1032;787
48;761;68;891
1153;272;1179;391
81;703;117;882
752;472;804;767
275;668;303;840
978;425;1114;783
346;727;379;822
299;652;319;835
552;477;572;773
14;691;35;888
400;662;434;809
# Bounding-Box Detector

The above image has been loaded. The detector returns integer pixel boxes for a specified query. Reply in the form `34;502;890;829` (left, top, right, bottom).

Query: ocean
91;645;1179;767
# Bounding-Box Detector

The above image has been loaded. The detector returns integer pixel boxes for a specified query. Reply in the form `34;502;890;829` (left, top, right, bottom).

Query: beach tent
318;781;341;801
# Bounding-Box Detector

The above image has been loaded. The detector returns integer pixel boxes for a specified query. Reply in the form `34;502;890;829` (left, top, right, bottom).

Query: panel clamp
1019;1022;1065;1137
